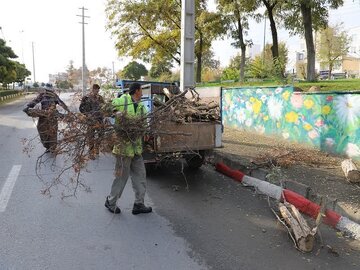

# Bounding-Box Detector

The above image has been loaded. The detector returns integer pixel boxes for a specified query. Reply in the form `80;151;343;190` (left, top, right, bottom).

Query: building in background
48;72;68;85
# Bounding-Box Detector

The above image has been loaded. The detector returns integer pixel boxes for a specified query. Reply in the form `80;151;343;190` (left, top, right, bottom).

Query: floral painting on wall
222;87;360;159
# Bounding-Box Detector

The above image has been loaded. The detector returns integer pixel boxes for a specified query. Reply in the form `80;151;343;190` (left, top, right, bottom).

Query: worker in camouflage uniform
104;82;152;215
23;84;69;153
79;83;105;159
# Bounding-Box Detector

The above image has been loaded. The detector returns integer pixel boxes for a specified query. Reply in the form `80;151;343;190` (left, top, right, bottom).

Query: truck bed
154;122;222;152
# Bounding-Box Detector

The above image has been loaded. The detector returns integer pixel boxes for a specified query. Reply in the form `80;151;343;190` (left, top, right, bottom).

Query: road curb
212;152;360;240
212;150;360;224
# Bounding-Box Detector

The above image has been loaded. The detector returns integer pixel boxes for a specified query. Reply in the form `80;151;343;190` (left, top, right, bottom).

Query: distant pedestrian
105;82;152;215
23;83;69;153
79;83;105;159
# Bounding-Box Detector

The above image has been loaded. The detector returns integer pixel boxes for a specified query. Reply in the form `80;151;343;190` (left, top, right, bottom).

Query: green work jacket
112;93;146;157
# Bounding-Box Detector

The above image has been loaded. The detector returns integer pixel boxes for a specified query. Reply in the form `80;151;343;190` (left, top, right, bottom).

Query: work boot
105;197;121;214
132;203;152;215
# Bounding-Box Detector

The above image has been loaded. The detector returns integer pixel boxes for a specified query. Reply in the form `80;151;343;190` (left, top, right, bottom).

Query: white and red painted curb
215;162;360;240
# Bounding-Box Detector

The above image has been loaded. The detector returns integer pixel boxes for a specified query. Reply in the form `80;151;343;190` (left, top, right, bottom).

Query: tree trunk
235;7;246;82
263;1;281;78
196;32;203;83
267;9;279;60
300;3;316;82
329;62;333;80
240;45;246;82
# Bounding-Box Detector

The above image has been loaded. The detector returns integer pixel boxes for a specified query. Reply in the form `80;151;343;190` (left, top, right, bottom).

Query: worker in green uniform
105;82;152;215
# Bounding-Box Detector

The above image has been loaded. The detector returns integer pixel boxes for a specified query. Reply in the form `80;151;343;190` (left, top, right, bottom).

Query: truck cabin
116;79;179;98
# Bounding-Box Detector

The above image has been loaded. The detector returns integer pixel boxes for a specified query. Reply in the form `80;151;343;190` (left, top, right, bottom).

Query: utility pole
32;42;36;83
20;30;25;64
180;0;195;92
77;7;89;96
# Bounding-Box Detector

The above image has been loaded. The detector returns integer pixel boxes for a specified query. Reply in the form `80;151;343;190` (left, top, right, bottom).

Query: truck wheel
145;163;157;176
185;151;205;169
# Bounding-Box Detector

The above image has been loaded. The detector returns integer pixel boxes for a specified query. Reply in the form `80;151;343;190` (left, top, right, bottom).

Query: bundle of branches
151;89;220;124
112;112;148;143
23;111;115;196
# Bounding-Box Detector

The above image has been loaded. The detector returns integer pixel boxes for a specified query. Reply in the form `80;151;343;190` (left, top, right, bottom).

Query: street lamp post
32;42;36;83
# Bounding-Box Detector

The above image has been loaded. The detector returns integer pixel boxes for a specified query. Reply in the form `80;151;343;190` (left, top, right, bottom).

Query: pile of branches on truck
151;88;220;124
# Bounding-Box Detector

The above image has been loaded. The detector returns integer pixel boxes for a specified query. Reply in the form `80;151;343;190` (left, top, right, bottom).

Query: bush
221;68;239;81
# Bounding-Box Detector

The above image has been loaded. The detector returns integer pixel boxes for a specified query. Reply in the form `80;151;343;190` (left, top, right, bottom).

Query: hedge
0;90;22;98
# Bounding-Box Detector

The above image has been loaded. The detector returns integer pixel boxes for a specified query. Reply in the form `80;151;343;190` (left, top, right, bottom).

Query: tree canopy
105;0;225;82
121;61;148;80
316;24;351;78
0;39;30;86
282;0;344;81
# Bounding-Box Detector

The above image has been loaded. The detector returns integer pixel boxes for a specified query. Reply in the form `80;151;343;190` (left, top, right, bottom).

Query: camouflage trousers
37;116;58;151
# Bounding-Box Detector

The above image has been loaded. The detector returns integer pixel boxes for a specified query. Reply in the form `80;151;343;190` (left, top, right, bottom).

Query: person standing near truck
79;83;105;159
104;82;152;215
23;83;69;153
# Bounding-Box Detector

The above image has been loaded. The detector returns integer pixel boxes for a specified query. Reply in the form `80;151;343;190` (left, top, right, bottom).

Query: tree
0;39;19;84
56;80;72;89
105;0;225;83
316;24;351;78
261;0;285;78
194;8;226;82
0;39;31;87
14;62;31;84
89;67;114;86
200;49;220;70
149;64;172;79
66;60;80;89
121;61;148;80
282;0;344;81
248;42;288;79
221;53;251;81
217;0;259;82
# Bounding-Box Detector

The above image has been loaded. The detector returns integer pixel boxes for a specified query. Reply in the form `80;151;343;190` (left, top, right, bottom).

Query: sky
0;0;359;83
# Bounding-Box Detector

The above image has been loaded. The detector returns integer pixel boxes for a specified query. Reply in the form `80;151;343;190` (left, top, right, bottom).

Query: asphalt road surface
0;94;359;270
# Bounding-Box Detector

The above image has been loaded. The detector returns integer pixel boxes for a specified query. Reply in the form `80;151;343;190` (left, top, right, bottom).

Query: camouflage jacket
26;90;68;112
79;94;105;120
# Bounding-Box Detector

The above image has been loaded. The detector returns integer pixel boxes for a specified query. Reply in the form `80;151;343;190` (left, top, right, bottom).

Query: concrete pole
32;42;36;83
180;0;195;92
81;7;86;96
77;7;89;96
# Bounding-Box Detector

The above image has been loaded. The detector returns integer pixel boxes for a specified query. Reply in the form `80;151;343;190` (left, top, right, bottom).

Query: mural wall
222;86;360;159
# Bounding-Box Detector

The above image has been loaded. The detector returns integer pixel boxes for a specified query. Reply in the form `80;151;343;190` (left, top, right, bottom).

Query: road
0;94;359;270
